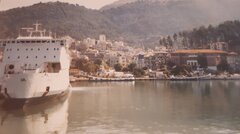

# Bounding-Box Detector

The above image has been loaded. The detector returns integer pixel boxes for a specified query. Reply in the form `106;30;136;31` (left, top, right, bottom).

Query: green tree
173;33;178;41
167;36;173;47
94;59;102;66
114;63;122;71
133;68;145;77
128;63;137;72
217;56;229;72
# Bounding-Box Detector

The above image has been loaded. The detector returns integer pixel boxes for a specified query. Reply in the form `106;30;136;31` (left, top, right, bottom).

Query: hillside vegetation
0;2;118;40
175;20;240;52
1;0;240;45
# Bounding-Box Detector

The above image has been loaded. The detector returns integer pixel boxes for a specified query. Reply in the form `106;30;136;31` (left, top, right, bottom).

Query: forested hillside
0;2;119;40
1;0;240;46
160;20;240;52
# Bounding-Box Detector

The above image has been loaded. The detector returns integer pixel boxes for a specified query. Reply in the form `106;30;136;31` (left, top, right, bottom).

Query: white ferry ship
0;23;71;108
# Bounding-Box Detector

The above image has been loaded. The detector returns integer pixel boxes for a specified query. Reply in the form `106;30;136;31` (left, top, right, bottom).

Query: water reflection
68;80;240;134
1;81;240;134
0;97;69;134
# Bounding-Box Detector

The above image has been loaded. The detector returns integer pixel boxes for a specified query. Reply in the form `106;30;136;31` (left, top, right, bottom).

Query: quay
70;74;240;82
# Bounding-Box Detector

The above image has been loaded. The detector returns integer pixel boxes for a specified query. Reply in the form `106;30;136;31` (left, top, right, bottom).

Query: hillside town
68;34;240;81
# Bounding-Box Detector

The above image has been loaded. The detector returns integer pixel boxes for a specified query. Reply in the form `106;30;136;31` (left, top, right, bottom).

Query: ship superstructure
0;23;70;106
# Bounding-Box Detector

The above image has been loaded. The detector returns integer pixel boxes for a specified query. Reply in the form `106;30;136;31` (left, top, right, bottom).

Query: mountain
101;0;137;11
101;0;183;10
102;0;240;44
0;2;119;40
1;1;240;45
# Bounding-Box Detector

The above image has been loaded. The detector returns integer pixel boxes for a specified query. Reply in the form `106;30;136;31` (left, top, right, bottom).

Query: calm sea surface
1;80;240;134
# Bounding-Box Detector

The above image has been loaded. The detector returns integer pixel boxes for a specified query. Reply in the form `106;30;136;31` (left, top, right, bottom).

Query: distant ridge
0;2;119;40
1;1;240;45
101;0;185;10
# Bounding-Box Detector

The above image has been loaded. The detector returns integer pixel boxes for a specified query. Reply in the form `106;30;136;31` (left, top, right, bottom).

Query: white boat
0;23;71;107
169;74;211;80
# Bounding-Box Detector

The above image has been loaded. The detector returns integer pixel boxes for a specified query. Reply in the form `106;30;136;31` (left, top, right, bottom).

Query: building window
26;48;28;51
44;56;46;58
38;48;40;51
54;56;56;58
8;57;10;59
26;56;29;59
35;64;38;66
17;49;19;51
46;48;49;51
17;56;20;59
31;48;33;51
35;56;38;59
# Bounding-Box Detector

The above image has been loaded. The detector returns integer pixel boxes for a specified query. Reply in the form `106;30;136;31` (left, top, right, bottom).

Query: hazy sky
0;0;118;11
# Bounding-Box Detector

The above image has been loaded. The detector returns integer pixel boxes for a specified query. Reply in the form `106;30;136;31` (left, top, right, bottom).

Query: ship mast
17;22;53;39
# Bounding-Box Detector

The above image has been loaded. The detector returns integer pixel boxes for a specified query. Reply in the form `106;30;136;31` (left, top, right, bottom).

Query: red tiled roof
172;49;227;54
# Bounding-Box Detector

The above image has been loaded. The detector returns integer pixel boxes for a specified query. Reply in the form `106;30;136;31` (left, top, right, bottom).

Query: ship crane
19;23;52;38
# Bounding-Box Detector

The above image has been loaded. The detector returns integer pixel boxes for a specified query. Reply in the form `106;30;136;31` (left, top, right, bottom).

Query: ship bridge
0;23;69;75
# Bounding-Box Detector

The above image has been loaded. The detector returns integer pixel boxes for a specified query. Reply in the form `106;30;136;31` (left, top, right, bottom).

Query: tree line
159;20;240;52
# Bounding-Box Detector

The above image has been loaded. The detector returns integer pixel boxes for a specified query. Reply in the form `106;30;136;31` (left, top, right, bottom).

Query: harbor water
1;80;240;134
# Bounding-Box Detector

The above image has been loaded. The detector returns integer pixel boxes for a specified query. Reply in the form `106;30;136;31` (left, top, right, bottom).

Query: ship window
12;41;15;43
9;49;12;51
52;40;55;43
17;56;20;59
26;48;28;51
44;62;61;73
3;43;6;46
21;41;25;43
6;49;8;51
35;56;38;59
38;48;40;51
54;56;56;58
44;56;46;58
17;49;19;51
31;48;33;51
54;48;56;50
42;40;47;43
60;41;64;46
35;64;38;66
46;48;49;51
8;56;10;59
26;56;29;59
26;41;30;43
47;40;50;43
57;48;59;50
31;41;36;43
7;41;10;43
37;41;41;43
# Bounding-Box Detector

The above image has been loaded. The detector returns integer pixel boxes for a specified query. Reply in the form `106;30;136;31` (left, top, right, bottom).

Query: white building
210;42;229;51
99;34;106;42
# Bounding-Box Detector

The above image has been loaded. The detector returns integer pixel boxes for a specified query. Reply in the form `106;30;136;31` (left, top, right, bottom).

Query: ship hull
2;89;70;109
